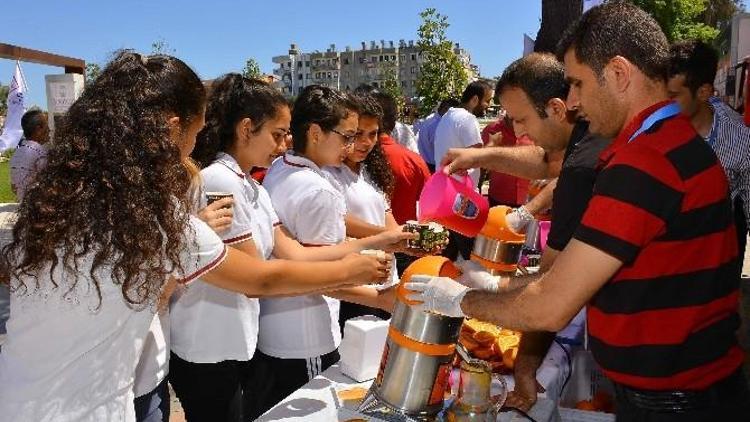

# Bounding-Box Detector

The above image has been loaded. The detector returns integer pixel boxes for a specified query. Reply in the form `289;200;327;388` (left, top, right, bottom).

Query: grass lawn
0;161;17;203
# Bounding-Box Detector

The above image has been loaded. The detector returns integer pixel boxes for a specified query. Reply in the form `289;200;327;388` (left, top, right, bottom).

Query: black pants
735;196;747;269
614;369;750;422
134;377;170;422
243;349;340;421
169;352;252;422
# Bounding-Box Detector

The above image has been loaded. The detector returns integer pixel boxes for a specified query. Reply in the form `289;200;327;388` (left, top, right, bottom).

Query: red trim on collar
282;154;310;169
597;100;674;169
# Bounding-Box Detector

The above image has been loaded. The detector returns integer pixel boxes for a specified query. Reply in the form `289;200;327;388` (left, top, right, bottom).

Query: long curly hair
192;73;288;169
1;51;206;308
356;93;395;200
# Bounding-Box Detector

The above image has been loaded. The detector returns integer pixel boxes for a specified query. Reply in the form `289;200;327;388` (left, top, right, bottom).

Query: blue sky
2;0;542;109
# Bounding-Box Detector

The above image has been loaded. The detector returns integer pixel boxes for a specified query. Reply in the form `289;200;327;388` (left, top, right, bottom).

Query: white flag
0;61;29;152
523;34;535;57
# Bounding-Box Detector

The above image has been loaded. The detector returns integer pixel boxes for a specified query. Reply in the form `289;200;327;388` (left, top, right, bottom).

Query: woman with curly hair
171;74;408;421
325;92;400;324
0;52;391;422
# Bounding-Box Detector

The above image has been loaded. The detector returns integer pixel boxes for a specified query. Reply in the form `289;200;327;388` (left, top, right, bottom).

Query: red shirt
481;120;531;206
379;134;431;224
574;101;742;390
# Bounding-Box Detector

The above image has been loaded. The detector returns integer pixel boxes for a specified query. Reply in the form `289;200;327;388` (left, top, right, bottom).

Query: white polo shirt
9;138;48;201
324;165;399;288
433;107;483;187
170;153;279;364
0;215;226;422
260;152;346;359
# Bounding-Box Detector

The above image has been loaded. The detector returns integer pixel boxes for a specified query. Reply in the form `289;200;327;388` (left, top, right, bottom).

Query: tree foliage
416;8;468;116
151;38;176;55
242;58;263;79
85;63;101;85
626;0;720;42
381;61;405;114
0;84;8;116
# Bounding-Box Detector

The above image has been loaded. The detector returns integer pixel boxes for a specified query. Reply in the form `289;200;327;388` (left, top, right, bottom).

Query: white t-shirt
132;312;169;397
170;153;279;364
0;216;226;422
9;139;48;201
260;152;346;359
391;122;419;153
324;165;398;288
433;107;483;187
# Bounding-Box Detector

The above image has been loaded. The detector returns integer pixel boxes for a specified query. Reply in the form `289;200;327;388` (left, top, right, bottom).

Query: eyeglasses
329;128;358;145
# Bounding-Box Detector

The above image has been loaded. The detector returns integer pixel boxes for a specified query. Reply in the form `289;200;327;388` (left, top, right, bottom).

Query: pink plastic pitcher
418;169;489;237
538;220;551;252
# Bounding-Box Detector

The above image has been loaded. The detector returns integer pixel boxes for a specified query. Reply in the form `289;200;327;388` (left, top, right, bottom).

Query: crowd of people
0;2;748;422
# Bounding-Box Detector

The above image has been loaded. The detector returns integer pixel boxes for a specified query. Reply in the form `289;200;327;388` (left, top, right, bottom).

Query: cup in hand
205;192;233;209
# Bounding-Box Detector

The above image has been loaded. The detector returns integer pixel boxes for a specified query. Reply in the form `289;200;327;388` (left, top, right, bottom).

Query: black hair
353;92;394;199
21;109;46;139
192;73;288;168
437;98;460;115
496;53;569;118
669;40;719;94
4;50;206;308
291;85;360;154
460;80;493;104
556;2;669;82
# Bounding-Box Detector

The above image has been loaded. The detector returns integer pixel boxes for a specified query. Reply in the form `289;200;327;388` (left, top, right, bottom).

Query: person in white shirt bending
0;52;392;422
168;75;409;422
10;109;50;201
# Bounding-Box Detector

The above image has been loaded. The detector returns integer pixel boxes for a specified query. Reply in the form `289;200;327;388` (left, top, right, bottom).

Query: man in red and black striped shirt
405;3;749;420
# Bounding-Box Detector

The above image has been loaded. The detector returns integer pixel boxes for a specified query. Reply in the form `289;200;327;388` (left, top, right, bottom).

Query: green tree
701;0;746;27
627;0;719;42
85;63;101;85
151;38;176;55
381;61;405;114
415;8;468;116
242;58;263;79
0;85;9;115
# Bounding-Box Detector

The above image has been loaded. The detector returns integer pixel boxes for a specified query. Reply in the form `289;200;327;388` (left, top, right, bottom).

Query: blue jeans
134;377;170;422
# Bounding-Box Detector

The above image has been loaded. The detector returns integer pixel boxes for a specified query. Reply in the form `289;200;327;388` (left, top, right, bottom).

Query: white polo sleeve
175;215;228;285
201;167;254;245
294;189;346;246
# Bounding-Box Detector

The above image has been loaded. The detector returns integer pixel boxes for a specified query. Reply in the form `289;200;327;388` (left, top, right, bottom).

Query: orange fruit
473;331;497;346
473;347;495;360
502;347;518;370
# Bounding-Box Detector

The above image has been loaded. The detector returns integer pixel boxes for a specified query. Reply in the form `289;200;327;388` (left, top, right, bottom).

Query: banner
0;61;28;152
523;34;535;57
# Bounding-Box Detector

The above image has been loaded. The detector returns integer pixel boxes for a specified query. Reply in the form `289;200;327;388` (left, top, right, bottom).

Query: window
297;62;302;68
316;59;321;66
328;72;332;79
400;54;405;61
287;62;292;68
298;74;303;80
327;59;331;66
305;61;310;67
411;54;416;61
410;67;416;74
401;81;406;87
359;57;365;64
333;72;338;78
391;55;396;61
411;80;416;86
371;56;377;63
373;82;379;88
379;55;384;62
344;58;350;65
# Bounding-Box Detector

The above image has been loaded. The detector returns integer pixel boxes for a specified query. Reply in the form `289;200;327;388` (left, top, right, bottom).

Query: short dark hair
496;53;569;118
669;40;718;94
290;85;360;153
556;2;669;82
21;109;46;139
460;80;493;104
437;98;460;114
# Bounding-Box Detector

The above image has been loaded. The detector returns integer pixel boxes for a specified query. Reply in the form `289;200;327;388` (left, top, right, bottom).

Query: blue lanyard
628;102;681;143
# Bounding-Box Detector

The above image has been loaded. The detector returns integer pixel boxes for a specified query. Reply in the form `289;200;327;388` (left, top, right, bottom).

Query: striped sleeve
574;147;683;263
175;216;228;285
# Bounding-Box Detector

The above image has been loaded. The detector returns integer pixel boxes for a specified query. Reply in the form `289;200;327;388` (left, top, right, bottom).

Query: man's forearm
476;146;552;180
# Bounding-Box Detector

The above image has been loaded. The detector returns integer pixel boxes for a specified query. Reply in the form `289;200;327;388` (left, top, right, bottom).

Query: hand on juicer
456;260;501;292
505;206;534;234
404;275;473;318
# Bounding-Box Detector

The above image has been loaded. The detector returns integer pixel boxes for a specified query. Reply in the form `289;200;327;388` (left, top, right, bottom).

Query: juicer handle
490;373;508;412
